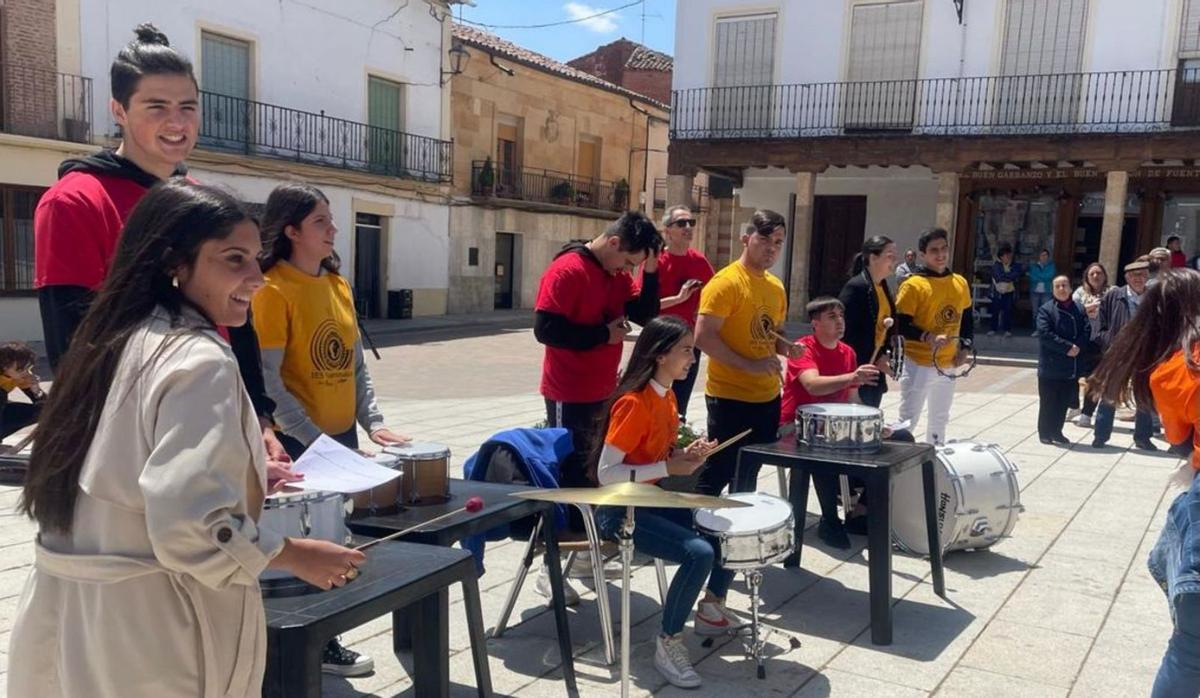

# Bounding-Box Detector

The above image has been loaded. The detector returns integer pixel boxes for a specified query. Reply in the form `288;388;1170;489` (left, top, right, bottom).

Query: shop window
1162;196;1200;265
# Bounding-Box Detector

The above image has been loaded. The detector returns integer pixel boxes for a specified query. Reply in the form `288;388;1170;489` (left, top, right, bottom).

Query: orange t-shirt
1150;349;1200;469
604;382;679;481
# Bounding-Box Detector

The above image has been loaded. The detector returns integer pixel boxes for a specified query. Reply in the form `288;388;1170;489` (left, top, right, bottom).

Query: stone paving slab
0;328;1183;697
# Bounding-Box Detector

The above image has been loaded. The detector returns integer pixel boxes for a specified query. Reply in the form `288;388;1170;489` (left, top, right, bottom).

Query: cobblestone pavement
0;326;1179;697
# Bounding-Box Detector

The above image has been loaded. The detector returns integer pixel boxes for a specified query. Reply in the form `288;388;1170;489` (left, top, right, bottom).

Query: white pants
898;357;956;445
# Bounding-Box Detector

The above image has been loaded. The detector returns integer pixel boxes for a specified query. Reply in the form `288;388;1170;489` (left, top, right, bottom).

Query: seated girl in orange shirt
591;315;735;690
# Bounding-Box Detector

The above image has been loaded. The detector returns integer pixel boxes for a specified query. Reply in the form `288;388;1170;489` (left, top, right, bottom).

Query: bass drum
891;440;1023;555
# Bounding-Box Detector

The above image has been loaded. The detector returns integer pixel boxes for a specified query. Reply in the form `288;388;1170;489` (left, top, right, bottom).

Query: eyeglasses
671;219;696;228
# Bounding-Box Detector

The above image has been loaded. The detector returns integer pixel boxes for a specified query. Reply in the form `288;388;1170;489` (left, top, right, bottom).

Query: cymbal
510;482;753;510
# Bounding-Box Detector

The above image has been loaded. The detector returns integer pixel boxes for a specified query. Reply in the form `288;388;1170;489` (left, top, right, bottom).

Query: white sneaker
693;600;748;637
568;550;623;580
535;565;580;606
655;633;702;689
1074;413;1093;428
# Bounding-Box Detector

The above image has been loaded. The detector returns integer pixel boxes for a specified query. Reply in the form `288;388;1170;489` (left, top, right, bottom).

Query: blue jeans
1093;401;1153;444
1150;476;1200;696
991;292;1015;333
597;506;735;636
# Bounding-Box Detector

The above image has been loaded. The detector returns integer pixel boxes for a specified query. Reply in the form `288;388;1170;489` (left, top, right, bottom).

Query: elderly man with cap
1092;256;1156;450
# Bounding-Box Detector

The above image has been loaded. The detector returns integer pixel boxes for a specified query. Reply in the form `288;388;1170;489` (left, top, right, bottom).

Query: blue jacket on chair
461;427;574;572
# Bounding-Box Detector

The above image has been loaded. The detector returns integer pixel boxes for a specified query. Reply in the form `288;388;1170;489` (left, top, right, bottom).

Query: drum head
266;489;338;507
694;493;792;532
796;403;882;419
384;442;451;459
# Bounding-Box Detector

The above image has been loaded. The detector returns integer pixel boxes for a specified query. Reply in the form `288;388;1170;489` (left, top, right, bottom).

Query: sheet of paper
291;434;402;494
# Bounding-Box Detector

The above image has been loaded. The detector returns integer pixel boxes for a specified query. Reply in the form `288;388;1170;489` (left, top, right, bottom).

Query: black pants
671;348;702;420
545;398;606;532
278;426;359;461
0;401;39;439
1038;377;1076;440
699;394;781;496
858;378;887;409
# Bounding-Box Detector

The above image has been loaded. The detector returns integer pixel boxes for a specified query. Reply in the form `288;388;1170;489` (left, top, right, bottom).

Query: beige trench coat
8;309;285;698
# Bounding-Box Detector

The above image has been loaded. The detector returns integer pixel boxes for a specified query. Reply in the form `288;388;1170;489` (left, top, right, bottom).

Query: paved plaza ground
0;321;1183;697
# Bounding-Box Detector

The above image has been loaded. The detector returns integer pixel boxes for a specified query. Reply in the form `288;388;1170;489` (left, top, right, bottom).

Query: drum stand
737;568;802;679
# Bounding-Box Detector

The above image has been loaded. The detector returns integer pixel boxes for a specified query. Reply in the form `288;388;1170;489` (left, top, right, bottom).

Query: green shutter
367;77;404;171
201;32;250;98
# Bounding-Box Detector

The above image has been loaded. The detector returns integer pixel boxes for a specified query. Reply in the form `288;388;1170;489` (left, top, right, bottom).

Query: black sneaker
1134;439;1160;452
1092;439;1107;449
817;518;851;550
844;514;868;536
322;638;374;677
1052;434;1071;445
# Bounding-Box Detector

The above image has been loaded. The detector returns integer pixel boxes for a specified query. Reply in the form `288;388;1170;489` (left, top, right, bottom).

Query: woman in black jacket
838;235;898;408
1036;275;1096;444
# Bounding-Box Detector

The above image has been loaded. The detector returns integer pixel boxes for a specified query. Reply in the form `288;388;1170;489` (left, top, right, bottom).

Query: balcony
652;177;709;212
470;161;631;212
199;91;453;183
671;67;1200;140
0;63;92;144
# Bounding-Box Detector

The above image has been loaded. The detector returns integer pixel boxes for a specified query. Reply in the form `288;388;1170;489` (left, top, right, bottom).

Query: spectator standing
988;243;1022;337
1027;249;1056;336
1035;276;1095;444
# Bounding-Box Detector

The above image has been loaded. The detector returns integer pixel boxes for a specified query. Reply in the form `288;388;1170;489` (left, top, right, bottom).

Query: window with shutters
0;186;42;295
199;31;252;150
844;1;923;130
1183;0;1200;58
495;116;522;197
1175;2;1200;126
996;0;1088;126
709;13;777;135
575;136;601;206
367;76;405;172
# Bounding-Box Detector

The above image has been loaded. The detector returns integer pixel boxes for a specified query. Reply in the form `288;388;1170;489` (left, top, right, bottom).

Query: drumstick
699;428;754;460
353;496;484;551
870;318;895;364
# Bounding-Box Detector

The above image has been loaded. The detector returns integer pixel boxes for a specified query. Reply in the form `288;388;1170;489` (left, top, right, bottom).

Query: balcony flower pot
613;178;630;210
550;180;575;205
477;157;496;194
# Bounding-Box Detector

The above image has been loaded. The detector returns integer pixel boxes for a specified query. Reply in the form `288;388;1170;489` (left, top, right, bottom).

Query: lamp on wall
442;41;470;85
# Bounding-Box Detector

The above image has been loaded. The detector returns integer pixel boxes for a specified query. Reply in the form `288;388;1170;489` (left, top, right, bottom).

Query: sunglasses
671;219;697;228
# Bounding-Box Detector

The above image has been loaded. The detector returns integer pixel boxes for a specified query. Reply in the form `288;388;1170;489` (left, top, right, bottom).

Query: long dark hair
111;23;197;106
586;316;691;482
259;182;340;274
1082;262;1109;297
1089;269;1200;410
850;235;894;277
21;181;252;533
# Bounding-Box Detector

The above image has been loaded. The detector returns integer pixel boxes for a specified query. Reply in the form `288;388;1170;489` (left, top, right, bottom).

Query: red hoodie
34;151;181;290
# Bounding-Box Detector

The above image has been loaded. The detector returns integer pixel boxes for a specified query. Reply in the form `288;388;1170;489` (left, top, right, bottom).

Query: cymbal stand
619;503;635;698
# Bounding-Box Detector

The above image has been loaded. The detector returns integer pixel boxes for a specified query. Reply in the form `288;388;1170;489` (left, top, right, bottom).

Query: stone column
666;174;695;211
787;171;817;320
935;171;960;247
1099;170;1129;276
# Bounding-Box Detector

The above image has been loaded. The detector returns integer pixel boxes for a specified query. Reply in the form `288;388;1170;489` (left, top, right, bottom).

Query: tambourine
932;337;978;379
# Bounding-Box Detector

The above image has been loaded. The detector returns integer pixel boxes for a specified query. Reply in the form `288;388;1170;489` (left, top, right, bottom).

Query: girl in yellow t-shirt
252;182;408;675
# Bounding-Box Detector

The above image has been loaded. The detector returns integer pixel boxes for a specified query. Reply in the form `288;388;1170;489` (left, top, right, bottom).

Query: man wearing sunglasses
635;205;715;420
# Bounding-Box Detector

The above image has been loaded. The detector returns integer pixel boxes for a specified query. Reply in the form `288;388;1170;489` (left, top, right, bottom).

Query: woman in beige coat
11;181;364;697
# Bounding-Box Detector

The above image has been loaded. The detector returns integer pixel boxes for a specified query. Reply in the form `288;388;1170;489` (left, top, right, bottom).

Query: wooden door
809;196;867;300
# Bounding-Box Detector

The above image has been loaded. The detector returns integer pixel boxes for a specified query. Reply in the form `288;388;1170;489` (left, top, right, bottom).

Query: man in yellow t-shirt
894;227;974;445
695;209;804;495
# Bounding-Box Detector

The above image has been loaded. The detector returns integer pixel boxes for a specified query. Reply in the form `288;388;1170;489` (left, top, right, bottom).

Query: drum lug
301;503;312;538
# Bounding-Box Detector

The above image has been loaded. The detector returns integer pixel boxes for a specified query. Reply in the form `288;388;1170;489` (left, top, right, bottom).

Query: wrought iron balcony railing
0;63;92;144
671;68;1200;139
470;161;631;212
200;91;453;183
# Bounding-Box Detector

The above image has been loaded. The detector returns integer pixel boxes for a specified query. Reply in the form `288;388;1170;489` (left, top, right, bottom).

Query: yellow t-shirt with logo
894;272;972;367
699;261;787;403
251;261;359;435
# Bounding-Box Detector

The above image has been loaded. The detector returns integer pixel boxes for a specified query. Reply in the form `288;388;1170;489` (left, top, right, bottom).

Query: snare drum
795;403;883;452
258;489;352;596
386;442;451;507
891;440;1023;555
694;493;795;570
